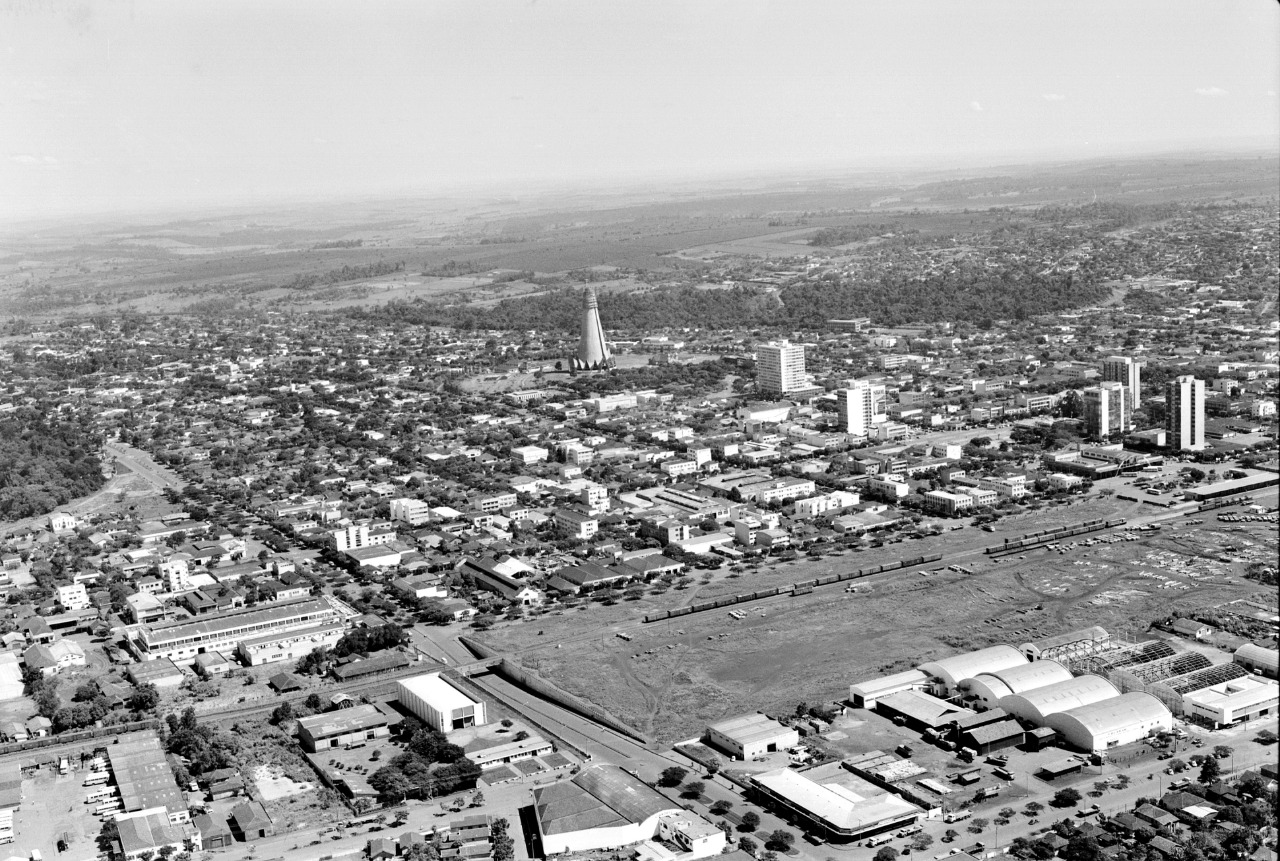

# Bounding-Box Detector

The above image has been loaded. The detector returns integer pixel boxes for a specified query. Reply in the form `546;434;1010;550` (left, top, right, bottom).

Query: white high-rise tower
1166;375;1205;451
757;341;808;395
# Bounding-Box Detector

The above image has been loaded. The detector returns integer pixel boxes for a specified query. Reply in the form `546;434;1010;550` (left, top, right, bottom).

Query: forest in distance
352;199;1272;332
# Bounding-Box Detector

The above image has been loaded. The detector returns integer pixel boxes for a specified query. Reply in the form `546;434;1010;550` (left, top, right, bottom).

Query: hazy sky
3;0;1277;222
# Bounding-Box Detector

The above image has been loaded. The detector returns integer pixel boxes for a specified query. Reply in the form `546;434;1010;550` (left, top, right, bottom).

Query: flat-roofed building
136;597;342;664
1182;677;1278;728
397;672;487;732
236;621;346;666
848;669;929;709
296;703;398;752
923;490;974;517
749;767;920;844
704;713;800;761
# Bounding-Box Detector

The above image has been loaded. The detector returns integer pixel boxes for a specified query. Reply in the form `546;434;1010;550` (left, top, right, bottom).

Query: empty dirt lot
478;507;1276;747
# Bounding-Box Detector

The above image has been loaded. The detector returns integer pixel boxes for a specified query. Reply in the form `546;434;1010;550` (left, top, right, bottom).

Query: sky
2;0;1277;223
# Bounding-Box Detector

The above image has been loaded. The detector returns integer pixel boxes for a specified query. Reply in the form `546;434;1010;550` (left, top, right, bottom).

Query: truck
58;757;69;776
865;834;894;848
944;810;972;823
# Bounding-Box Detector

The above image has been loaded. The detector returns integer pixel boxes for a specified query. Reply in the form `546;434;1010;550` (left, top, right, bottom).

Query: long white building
136;597;343;664
396;672;486;732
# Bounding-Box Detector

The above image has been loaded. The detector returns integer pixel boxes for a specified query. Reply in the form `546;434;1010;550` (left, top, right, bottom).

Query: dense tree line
0;407;105;520
163;707;240;775
808;223;915;246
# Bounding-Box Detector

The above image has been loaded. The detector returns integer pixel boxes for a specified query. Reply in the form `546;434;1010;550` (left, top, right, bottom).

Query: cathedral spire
571;287;613;371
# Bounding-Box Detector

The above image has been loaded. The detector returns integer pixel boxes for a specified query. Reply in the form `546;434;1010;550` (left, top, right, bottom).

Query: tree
911;834;934;852
944;829;960;843
1212;745;1232;760
1255;728;1277;745
739;811;760;832
1168;758;1187;773
659;766;689;787
1051;788;1082;808
127;682;160;713
968;818;989;834
709;799;733;816
1024;802;1044;816
269;702;295;725
1198;756;1221;784
766;830;794;851
874;847;898;861
681;780;705;799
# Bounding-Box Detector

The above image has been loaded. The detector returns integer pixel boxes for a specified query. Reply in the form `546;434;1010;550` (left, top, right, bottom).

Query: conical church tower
571;287;613;371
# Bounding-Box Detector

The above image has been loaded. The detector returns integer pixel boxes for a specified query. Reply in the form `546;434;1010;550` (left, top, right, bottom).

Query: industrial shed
999;674;1120;725
960;660;1074;709
704;713;799;761
848;669;929;709
919;645;1027;693
1044;692;1172;753
1234;643;1279;680
1021;627;1110;663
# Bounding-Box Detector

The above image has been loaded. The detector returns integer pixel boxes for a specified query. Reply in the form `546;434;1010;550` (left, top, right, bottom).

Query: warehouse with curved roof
961;660;1074;709
999;674;1119;725
919;645;1027;693
1234;643;1279;680
1045;692;1172;753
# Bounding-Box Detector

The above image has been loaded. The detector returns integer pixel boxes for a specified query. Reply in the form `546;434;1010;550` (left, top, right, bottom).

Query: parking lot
12;760;107;861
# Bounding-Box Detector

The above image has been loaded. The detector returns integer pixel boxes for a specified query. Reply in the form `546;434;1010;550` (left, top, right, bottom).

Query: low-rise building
1182;677;1278;728
296;703;398;752
397;672;487;732
705;713;800;761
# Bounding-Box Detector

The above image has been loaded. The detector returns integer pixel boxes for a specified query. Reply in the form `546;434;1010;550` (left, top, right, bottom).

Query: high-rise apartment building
1166;375;1205;451
839;381;874;437
837;379;887;436
1082;382;1130;439
1101;356;1142;407
757;341;808;395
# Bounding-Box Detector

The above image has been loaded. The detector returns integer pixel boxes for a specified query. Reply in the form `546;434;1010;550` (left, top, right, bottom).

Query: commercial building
923;490;974;517
135;597;343;664
1182;677;1278;728
704;713;800;761
236;621;345;666
918;645;1028;694
1083;382;1131;438
397;672;487;732
296;703;398;752
959;660;1074;710
532;765;724;857
749;767;920;844
1233;643;1279;679
999;675;1120;725
1044;692;1172;753
757;341;809;396
1166;375;1206;451
875;690;973;731
1101;356;1142;407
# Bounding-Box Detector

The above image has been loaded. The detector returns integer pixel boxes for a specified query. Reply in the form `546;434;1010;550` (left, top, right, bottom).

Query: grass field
477;509;1276;746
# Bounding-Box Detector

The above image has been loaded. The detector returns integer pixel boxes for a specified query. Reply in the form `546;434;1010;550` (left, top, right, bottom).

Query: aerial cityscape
0;3;1277;861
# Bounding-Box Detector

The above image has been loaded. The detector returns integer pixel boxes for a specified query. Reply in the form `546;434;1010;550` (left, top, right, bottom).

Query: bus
993;767;1015;781
95;801;122;816
83;772;111;787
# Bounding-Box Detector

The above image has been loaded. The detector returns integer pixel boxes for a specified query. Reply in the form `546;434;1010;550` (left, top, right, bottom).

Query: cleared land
478;507;1276;746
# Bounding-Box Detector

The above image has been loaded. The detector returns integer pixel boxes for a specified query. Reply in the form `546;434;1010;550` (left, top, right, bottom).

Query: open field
478;507;1276;746
2;154;1274;320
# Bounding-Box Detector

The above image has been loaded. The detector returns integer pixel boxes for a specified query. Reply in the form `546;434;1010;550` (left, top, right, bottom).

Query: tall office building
1101;356;1142;407
1082;382;1130;439
757;340;808;395
571;287;613;371
1165;375;1205;451
838;380;874;437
